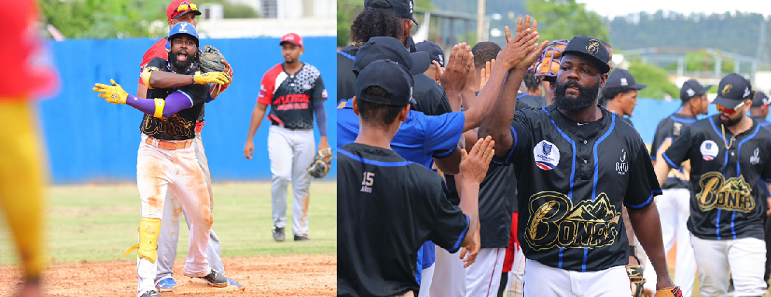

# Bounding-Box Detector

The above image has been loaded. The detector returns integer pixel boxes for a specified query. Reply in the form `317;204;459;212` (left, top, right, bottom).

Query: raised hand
479;59;495;89
93;79;128;104
440;43;473;94
459;136;495;184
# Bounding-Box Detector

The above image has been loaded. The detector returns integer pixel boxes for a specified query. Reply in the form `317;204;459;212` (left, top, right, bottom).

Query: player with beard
655;74;771;296
92;22;232;297
478;27;679;295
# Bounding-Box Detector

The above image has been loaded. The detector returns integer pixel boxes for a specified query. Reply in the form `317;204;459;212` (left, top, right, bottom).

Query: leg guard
125;217;162;263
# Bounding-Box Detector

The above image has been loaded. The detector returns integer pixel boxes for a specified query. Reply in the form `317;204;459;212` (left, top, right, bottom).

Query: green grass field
0;181;336;264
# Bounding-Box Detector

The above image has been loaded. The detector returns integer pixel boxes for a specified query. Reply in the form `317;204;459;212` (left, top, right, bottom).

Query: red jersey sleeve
257;64;283;106
138;38;168;86
0;0;58;99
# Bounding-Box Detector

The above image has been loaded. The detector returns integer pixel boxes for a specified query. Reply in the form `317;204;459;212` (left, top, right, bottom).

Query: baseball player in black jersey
338;59;493;297
601;68;645;127
643;79;711;297
655;73;771;296
478;17;679;296
749;91;771;283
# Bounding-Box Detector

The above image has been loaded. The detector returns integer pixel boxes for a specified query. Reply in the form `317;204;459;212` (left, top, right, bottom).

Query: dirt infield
0;253;336;297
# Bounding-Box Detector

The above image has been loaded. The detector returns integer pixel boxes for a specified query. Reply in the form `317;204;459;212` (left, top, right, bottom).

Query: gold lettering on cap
586;39;601;55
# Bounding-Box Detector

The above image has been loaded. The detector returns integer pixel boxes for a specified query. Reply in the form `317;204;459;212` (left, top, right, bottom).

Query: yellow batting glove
92;79;128;104
193;71;231;85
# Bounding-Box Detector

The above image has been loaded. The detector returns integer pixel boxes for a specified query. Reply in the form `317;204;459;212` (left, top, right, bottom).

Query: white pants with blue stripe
691;235;766;297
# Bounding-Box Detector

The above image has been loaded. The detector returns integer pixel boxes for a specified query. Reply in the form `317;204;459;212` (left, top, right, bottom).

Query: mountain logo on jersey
696;172;754;213
534;140;560;170
751;148;760;165
526;191;620;251
700;140;719;161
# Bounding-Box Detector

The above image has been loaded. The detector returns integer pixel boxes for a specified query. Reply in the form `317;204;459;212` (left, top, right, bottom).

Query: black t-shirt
336;46;451;117
498;105;661;272
140;57;208;140
651;113;698;189
337;143;469;297
258;63;326;129
662;115;771;240
515;94;547;110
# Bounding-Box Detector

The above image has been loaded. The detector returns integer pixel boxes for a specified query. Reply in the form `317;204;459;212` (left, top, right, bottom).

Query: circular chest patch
534;140;561;170
700;140;719;161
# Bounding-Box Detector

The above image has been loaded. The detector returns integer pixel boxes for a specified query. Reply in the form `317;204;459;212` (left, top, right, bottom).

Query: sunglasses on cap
175;2;197;13
716;101;746;115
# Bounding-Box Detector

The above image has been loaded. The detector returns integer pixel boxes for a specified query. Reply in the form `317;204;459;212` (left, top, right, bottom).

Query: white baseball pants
642;188;696;297
418;262;434;297
268;125;314;236
466;248;506;297
155;132;225;283
523;259;632;297
136;134;212;296
690;235;767;297
506;243;525;297
429;246;466;297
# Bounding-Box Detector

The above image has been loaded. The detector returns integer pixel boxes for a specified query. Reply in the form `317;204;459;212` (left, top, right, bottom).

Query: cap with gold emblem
712;73;752;109
561;36;611;74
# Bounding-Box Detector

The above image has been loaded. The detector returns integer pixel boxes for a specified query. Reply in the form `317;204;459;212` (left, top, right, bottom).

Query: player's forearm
126;92;192;118
622;206;637;254
460;87;476;111
628;203;672;284
148;71;195;89
434;148;461;175
447;89;463;112
654;159;673;187
137;84;148;99
313;100;328;137
458;180;480;247
478;68;524;157
245;104;267;142
464;65;510;132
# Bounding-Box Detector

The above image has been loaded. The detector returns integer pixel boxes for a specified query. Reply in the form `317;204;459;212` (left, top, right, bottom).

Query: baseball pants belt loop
145;137;193;150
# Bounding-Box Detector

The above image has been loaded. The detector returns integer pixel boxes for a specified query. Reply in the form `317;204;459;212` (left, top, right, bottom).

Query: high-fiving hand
497;15;550;71
93;79;128;104
459;136;496;184
439;43;474;94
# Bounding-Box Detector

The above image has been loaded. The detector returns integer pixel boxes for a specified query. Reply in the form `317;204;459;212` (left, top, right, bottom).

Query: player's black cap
680;79;712;101
752;91;769;108
561;36;611;74
356;60;414;106
712;73;753;109
415;41;444;68
353;36;430;75
604;69;646;90
365;0;419;25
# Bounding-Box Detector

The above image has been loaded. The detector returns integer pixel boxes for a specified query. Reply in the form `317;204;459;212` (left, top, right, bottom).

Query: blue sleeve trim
762;178;771;183
448;214;470;253
339;149;413;167
502;126;518;165
661;152;680;170
625;190;661;209
650;155;657;161
432;146;456;159
338;51;354;61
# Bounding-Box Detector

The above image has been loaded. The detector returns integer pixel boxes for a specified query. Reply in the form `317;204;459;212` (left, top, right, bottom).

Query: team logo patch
534;140;560;170
722;84;733;96
322;89;328;98
620;78;628;86
686;88;695;97
751;148;760;165
700;140;719;161
616;148;628;175
586;39;601;54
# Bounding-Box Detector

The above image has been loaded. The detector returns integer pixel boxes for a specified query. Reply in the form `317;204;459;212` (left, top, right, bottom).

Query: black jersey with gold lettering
497;104;661;272
661;115;771;240
140;57;208;140
651;113;698;189
337;143;469;297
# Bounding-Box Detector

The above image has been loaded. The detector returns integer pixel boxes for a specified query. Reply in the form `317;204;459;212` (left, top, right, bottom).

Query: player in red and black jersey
244;33;330;242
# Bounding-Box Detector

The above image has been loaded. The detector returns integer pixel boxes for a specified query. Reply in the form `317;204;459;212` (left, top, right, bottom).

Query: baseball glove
307;148;333;178
653;286;683;297
199;45;226;73
627;264;646;297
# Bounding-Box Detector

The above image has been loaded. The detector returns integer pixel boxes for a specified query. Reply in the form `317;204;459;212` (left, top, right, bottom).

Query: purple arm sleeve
126;92;193;117
313;100;327;137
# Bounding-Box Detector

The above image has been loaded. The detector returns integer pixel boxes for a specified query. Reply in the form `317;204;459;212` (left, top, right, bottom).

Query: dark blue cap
353;36;430;75
356;59;414;106
365;0;418;25
168;22;199;47
680;79;712;101
753;91;769;107
713;73;753;109
561;36;610;74
605;69;646;90
416;41;444;67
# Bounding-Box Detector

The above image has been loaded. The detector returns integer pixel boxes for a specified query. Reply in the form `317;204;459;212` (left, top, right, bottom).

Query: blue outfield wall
40;37;337;184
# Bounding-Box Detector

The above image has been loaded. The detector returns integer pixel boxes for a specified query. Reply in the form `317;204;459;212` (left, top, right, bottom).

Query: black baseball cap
415;41;444;67
364;0;419;25
561;36;611;74
353;36;430;75
712;73;753;109
605;69;646;90
752;91;769;107
356;59;414;106
680;79;712;101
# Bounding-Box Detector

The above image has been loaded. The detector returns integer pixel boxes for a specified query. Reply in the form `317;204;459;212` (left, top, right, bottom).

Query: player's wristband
153;99;165;118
